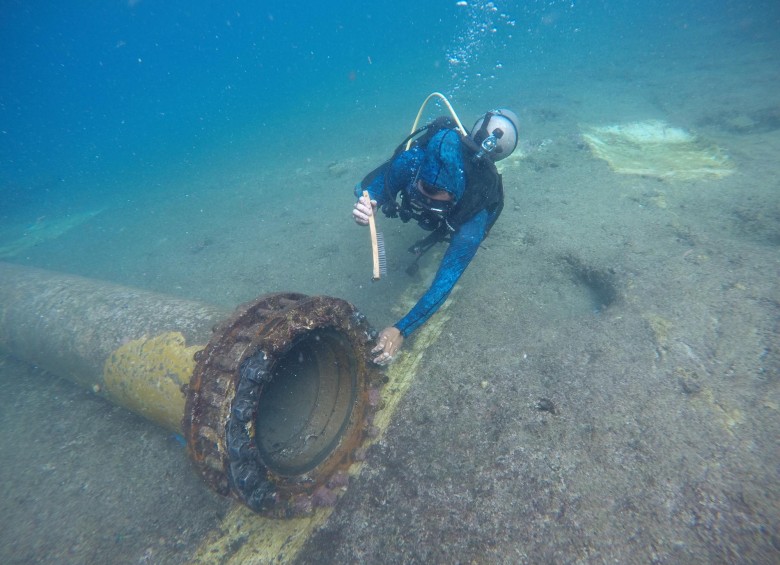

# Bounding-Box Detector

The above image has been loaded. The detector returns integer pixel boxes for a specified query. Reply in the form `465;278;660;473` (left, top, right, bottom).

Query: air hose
405;92;469;150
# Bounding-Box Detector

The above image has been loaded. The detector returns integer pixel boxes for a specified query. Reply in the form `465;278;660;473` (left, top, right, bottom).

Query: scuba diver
352;101;519;365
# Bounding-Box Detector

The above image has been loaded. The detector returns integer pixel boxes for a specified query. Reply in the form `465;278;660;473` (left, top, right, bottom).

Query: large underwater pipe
0;262;383;517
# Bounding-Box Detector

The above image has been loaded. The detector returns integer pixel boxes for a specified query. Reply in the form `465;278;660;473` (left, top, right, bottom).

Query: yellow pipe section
0;262;225;433
0;260;455;562
103;331;204;433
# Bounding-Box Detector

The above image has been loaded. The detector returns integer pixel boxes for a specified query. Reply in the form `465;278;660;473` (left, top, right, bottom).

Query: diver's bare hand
353;194;377;226
371;326;403;365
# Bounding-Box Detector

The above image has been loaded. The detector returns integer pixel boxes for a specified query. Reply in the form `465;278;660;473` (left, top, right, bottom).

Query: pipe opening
256;329;358;475
185;293;381;515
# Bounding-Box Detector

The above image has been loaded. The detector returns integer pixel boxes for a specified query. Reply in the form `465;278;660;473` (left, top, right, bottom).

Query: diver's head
417;129;466;204
470;109;519;161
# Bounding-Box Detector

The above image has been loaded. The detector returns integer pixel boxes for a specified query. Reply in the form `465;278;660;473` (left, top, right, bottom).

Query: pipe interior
255;329;357;475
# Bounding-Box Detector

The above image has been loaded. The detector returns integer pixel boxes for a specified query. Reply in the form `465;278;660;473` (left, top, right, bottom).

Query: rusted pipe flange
183;293;383;517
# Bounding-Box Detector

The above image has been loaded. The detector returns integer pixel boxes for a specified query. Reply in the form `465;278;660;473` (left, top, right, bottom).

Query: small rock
536;398;557;414
327;161;350;178
679;372;702;394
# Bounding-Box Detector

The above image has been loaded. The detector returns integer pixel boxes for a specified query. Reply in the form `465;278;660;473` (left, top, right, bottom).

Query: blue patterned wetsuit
355;128;501;337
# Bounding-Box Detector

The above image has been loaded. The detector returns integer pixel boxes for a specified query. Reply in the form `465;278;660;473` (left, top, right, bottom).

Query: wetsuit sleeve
394;209;490;337
353;148;423;206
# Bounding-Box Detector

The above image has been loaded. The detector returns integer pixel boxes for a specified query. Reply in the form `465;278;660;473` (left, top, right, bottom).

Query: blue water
3;0;774;218
1;1;458;214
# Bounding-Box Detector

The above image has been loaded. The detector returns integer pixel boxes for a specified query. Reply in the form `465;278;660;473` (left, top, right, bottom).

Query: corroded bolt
235;465;259;490
232;399;254;422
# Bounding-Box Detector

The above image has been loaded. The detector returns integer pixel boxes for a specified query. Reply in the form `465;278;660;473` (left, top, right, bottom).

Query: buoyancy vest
448;141;504;233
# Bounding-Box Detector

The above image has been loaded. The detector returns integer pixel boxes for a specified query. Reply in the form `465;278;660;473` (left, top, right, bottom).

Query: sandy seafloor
1;16;779;565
